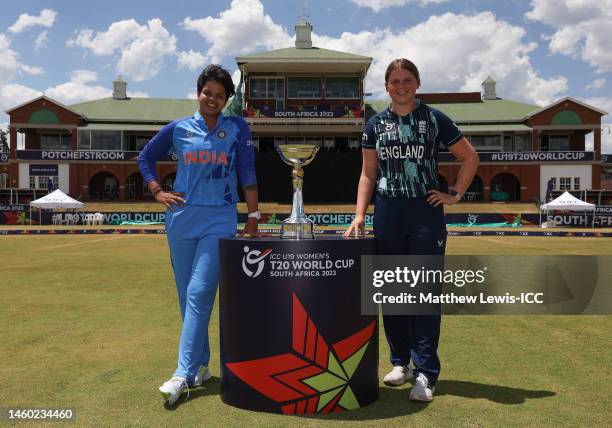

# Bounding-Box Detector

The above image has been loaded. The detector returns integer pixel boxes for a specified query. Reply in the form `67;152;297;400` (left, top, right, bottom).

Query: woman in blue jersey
345;59;479;401
138;64;260;406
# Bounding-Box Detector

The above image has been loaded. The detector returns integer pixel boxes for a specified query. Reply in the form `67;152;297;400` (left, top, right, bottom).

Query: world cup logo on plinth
275;143;319;239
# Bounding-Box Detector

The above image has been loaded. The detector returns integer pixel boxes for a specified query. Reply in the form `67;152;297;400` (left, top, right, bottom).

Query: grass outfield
1;235;611;427
79;201;541;214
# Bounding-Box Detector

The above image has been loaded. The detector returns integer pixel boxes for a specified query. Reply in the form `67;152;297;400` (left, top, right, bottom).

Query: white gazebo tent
539;191;595;228
29;189;84;225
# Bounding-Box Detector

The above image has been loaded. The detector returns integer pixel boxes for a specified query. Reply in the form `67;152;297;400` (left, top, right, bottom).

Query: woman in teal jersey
139;65;261;406
346;58;479;401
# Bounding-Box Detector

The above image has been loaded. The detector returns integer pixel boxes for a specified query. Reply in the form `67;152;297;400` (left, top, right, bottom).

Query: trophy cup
275;144;319;239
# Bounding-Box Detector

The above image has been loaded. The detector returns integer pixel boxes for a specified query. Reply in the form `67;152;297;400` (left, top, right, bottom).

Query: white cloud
181;0;292;64
177;50;206;71
314;12;567;105
586;78;606;91
8;9;57;34
21;65;44;75
526;0;612;73
349;0;447;12
0;34;43;85
68;18;177;81
0;35;22;85
34;31;48;50
44;70;149;104
0;83;43;113
45;72;110;104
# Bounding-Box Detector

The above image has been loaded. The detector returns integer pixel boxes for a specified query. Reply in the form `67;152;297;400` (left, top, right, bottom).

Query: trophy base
280;221;315;240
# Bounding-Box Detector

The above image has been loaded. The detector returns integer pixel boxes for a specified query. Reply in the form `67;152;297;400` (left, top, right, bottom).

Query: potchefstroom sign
16;150;178;162
219;237;377;414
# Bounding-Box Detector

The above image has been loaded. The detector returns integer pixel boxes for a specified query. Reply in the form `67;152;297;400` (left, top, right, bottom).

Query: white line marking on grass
41;235;150;250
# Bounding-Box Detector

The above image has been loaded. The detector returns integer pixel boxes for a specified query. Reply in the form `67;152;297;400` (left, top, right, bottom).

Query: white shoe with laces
409;372;436;402
192;366;212;387
159;376;189;406
383;365;414;386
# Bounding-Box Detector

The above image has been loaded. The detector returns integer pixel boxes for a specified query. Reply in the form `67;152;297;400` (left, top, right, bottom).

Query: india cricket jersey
138;111;256;206
362;101;462;198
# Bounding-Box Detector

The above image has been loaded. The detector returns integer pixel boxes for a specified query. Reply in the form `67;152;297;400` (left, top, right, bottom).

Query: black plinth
219;236;377;414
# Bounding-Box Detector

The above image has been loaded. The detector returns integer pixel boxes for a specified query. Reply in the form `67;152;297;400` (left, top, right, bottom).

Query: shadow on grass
435;380;556;404
164;376;221;411
300;381;556;421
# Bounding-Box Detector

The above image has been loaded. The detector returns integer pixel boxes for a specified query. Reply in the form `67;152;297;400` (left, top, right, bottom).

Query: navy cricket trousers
374;196;446;385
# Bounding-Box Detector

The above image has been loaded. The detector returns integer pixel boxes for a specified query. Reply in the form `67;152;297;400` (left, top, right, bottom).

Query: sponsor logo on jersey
183;150;229;165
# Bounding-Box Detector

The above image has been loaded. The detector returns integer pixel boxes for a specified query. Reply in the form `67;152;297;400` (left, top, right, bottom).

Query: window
125;134;155;151
560;177;572;190
469;135;502;151
249;77;284;99
30;176;58;190
79;130;124;150
0;173;8;188
573;177;580;190
550;177;557;190
325;77;359;98
514;134;532;152
503;135;513;152
41;133;71;150
305;137;322;147
288;77;321;98
91;131;122;150
78;130;91;150
287;136;305;145
541;135;569;151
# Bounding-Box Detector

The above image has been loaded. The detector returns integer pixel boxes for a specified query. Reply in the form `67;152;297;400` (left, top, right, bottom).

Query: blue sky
1;0;611;150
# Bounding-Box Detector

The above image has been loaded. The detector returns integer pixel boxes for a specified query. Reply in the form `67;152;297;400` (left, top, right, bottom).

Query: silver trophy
275;144;319;239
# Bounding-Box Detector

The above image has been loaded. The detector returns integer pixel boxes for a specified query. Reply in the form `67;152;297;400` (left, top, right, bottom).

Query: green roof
237;47;371;61
367;98;540;122
70;98;198;122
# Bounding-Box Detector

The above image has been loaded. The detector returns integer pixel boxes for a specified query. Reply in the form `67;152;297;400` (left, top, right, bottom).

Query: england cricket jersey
138;111;256;206
362;101;462;198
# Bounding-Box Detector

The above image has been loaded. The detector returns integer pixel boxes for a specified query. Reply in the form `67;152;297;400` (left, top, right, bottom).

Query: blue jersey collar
386;99;421;119
194;110;225;130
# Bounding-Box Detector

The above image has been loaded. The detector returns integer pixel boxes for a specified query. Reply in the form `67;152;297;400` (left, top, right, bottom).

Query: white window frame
248;76;285;99
287;76;322;99
559;177;572;190
77;129;124;151
324;76;360;99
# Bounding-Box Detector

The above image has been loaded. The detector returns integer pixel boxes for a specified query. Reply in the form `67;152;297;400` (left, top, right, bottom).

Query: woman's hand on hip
427;190;460;207
154;191;185;211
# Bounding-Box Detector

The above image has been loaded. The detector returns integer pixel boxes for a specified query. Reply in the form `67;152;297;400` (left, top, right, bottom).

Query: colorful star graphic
226;293;376;414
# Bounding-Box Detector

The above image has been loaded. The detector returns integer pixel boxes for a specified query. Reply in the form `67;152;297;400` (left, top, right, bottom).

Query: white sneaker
383;365;414;386
192;366;212;387
159;376;189;406
409;373;436;402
